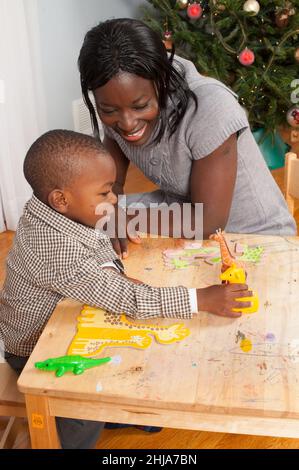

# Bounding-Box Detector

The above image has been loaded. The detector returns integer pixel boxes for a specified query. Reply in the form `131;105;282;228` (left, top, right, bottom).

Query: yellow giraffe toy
68;305;190;357
209;229;259;314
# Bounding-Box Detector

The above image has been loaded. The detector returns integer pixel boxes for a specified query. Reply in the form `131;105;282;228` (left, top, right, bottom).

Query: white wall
36;0;148;130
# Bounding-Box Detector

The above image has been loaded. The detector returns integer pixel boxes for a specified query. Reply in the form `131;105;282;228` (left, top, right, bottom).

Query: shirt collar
24;195;108;249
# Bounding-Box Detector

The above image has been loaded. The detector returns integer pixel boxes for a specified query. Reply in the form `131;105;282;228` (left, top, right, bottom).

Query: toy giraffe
209;229;258;314
209;228;242;273
68;306;190;357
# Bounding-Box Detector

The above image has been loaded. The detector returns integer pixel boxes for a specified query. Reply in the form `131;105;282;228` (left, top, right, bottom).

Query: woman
78;18;296;257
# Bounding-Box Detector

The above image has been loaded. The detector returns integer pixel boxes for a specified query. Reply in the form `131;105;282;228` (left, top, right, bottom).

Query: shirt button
150;157;159;166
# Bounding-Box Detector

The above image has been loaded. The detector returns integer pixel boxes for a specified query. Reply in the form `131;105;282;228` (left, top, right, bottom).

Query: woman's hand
196;283;253;318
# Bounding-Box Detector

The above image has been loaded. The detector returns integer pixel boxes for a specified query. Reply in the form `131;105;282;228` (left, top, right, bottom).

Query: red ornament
238;48;255;66
187;3;203;20
287;106;299;128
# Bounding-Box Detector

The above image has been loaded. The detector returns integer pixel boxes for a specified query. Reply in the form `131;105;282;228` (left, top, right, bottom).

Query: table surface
17;234;299;442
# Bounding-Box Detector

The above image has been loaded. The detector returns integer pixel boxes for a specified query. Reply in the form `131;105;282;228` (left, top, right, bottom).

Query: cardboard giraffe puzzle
68;305;190;357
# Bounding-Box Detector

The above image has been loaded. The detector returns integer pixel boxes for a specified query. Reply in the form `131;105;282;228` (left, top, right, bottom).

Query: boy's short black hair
24;129;109;202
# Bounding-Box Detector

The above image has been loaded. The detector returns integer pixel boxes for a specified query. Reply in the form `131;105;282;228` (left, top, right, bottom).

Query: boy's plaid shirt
0;195;192;356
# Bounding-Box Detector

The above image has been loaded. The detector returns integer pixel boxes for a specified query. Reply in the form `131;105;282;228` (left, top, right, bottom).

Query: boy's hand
110;208;141;259
197;284;253;318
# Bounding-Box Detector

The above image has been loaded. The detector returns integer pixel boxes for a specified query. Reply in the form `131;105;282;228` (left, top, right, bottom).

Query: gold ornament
243;0;260;16
176;0;188;9
275;2;295;28
295;47;299;63
275;9;290;28
211;0;226;11
285;1;296;16
163;31;173;51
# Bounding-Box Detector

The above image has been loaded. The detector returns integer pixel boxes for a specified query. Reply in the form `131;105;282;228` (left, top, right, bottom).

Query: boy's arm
51;256;192;320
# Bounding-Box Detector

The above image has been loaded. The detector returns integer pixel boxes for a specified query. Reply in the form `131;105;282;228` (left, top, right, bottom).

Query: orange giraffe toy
209;228;243;273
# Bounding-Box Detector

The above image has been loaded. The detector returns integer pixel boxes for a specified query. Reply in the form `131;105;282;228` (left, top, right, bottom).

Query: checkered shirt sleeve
0;195;192;356
50;256;192;320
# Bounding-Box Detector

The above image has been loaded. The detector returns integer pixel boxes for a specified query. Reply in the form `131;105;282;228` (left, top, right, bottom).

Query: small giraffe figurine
209;228;241;273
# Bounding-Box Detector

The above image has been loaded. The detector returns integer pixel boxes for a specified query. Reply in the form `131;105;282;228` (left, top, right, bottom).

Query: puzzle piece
68;306;190;357
163;244;264;269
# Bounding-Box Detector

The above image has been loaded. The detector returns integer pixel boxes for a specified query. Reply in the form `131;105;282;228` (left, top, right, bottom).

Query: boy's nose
110;192;118;206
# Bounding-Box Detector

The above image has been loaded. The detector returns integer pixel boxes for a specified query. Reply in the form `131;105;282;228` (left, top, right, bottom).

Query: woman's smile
117;123;148;142
94;72;159;146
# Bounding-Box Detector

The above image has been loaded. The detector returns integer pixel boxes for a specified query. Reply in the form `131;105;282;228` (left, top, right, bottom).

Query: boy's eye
99;192;110;197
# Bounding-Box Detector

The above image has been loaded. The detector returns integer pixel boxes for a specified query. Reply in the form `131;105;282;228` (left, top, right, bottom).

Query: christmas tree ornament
211;0;226;11
284;1;296;16
290;130;299;143
163;30;173;50
143;0;299;137
187;2;203;20
286;106;299;128
243;0;260;16
176;0;188;9
238;48;255;66
275;8;290;28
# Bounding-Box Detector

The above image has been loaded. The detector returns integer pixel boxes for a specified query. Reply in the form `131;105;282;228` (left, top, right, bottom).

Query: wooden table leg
25;394;60;449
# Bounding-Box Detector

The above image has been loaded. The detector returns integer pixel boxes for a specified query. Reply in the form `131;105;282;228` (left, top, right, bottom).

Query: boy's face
62;152;117;228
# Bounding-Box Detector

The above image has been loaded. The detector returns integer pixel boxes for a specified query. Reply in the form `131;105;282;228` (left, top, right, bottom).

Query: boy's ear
48;189;68;214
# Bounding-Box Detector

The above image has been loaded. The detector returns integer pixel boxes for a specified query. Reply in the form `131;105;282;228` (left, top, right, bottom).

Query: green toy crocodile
35;355;111;377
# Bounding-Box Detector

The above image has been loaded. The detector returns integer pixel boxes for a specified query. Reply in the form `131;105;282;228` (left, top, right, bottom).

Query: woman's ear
48;189;68;214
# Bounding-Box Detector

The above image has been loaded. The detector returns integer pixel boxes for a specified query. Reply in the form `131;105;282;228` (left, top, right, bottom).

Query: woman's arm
103;134;130;194
190;133;238;238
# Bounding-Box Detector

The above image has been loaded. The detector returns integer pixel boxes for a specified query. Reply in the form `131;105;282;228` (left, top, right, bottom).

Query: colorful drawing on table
162;242;264;269
229;341;299;361
67;305;190;357
235;330;253;352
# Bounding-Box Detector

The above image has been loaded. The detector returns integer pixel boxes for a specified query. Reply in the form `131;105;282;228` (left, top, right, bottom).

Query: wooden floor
0;130;299;449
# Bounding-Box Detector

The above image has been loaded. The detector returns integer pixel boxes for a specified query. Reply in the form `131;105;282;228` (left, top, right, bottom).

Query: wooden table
18;234;299;448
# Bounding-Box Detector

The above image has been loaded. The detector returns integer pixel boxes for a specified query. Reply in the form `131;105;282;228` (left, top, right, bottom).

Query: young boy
0;130;251;448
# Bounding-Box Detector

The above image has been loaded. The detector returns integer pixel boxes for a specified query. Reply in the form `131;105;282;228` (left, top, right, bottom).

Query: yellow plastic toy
220;264;259;313
210;229;259;314
68;306;190;357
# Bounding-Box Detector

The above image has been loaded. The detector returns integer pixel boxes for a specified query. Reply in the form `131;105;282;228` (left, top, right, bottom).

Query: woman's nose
117;111;138;132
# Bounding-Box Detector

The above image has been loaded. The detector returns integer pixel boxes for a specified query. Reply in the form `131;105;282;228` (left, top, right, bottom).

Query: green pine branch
143;0;299;135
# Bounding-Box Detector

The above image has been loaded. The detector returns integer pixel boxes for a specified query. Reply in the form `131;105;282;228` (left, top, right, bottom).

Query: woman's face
93;72;159;146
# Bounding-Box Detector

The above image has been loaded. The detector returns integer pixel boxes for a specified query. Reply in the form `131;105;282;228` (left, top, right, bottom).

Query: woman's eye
99;109;115;115
133;103;148;110
99;192;110;196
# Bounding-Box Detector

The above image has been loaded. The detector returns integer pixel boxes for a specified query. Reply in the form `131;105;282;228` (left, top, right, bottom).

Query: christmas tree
143;0;299;136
